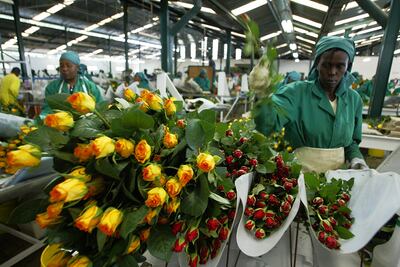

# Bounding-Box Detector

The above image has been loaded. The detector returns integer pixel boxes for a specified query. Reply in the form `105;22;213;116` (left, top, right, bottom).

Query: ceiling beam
355;0;387;28
205;0;247;31
318;0;350;41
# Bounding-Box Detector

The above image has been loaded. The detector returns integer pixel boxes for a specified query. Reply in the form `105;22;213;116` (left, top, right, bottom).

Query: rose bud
330;204;339;212
199;246;210;265
268;194;280;206
343;212;352;220
283;182;293;192
185;226;199;242
240;166;249;172
225;172;231;177
312;222;319;230
328;217;337;228
291;179;298;187
280;201;291;213
325;236;339;249
253;208;266;220
218;226;229;241
249;158;258;166
244;207;254;217
312;197;324;207
337;199;346;207
255;201;267;208
265;210;275;218
225;155;234;164
217;185;225;192
233;149;243;159
247;195;256;206
237;169;247;176
343;222;352;229
176;119;186;128
239;137;248;143
210;248;218;259
206;217;221;231
231;169;238;177
226;190;236;200
171;220;185;235
265;217;277;228
318;205;329;216
219;214;229;224
173;236;187;252
258;191;268;201
341;192;350;202
212;239;222;250
286;194;294;204
225;129;233;136
318;231;326;243
255;228;266;239
245;220;255;231
189;253;199;267
228;209;236;220
321;220;333;233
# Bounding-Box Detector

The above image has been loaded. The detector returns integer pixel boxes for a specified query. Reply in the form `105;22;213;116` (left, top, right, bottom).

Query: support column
226;30;231;74
369;0;400;118
174;35;178;76
123;1;129;72
160;0;172;73
12;0;27;80
108;36;112;76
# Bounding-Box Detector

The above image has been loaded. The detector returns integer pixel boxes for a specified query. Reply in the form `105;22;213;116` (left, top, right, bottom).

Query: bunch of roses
244;155;299;239
268;127;293;153
305;174;355;250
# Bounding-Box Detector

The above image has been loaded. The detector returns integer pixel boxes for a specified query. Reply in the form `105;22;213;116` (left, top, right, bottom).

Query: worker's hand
350;157;369;170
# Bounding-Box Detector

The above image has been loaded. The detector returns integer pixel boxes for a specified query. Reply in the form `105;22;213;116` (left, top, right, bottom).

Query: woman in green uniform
255;36;368;172
133;72;154;91
194;69;211;92
40;51;103;118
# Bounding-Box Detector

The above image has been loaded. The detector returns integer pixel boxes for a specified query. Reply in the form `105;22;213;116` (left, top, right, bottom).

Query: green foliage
147;225;176;262
8;198;48;224
181;174;210;217
119;206;149;239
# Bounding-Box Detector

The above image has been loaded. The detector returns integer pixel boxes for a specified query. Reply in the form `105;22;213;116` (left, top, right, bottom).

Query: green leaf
95;158;129;180
68;208;81;221
185;119;205;150
337;226;355;239
209;192;230;205
52;151;77;163
199;109;216;123
174;100;183;112
119;206;149;239
217;176;235;192
8;199;48;224
121;108;154;129
320;183;340;203
97;230;107;251
200;120;215;144
265;161;277;173
251;184;265;195
290;163;302;178
147;224;176;262
117;255;139;267
214;123;229;140
181;174;210;216
25;126;69;151
104;109;123;121
46;93;78;114
304;172;320;190
256;164;267;174
338;206;352;214
70;117;103;138
111;118;133;137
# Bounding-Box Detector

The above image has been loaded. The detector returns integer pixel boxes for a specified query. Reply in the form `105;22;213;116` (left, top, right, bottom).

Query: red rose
318;205;329;215
217;185;224;192
330;204;339;212
343;222;352;229
286;194;294;204
247;195;256;206
341;192;350;202
245;220;255;231
255;228;266;239
328;217;337;227
253;208;266;220
249;158;258;166
237;169;246;176
199;246;210;264
225;155;234;164
265;210;275;218
225;129;233;136
325;236;339;249
268;194;280;206
280;201;291;213
210;248;218;259
291;179;298;187
171;220;185;235
321;220;333;233
239;137;248;143
318;231;326;243
312;197;324;207
176;119;186;128
185;226;199;242
255;201;267;208
218;226;229;241
265;217;276;228
258;191;268;200
244;207;254;217
189;253;199;267
233;149;243;159
337;199;346;207
284;181;293;192
206;217;221;231
240;165;249;172
219;214;229;224
226;190;236;200
173;237;187;252
228;209;236;220
212;239;222;250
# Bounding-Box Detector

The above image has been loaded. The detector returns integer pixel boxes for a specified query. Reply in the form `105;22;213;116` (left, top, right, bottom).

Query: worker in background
356;75;391;102
0;67;23;112
134;72;154;91
40;51;103;118
276;71;302;91
194;69;211;92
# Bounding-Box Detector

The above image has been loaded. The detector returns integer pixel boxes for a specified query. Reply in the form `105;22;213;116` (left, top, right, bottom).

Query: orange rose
127;235;141;254
196;153;216;172
143;92;163;111
145;187;167;208
6;144;41;168
164;97;176;116
139;227;150;241
124;88;136;101
115;138;134;158
44;111;74;131
91;136;115;159
142;164;162;181
135;97;149;112
68;167;91;182
163;131;178;149
67;92;96;114
134;139;151;164
49;178;88;203
73;144;93;162
36;212;61;228
75;205;103;233
144;209;158;225
165;178;182;198
177;165;194;186
47;202;64;218
166;197;180;214
67;255;92;267
98;207;123;236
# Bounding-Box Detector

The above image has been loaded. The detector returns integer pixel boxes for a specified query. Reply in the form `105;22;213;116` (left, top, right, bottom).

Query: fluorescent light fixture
293;52;299;58
25;26;40;34
352;23;368;31
281;20;293;33
279;50;291;57
328;29;345;36
231;0;268;16
296;35;316;44
56;44;67;50
77;35;88;42
394;49;400;55
32;12;51;21
344;1;358;10
370;33;384;39
291;0;328;12
289;43;297;50
212;39;219;60
295;58;300;62
299;43;312;49
356;26;382;35
111;12;124;20
98;17;113;26
363;57;371;62
235;48;242;60
276;43;288;49
63;0;74;5
92;49;103;55
47;3;66;14
232;32;246;38
180;45;186;59
292;15;321;28
260;31;282;41
153;17;159;21
224;43;228;59
190;42;196;59
293;26;318;38
85;24;100;32
299;47;312;53
335;13;369;26
201;23;221;31
131;22;158;34
172;2;216;14
354;38;367;43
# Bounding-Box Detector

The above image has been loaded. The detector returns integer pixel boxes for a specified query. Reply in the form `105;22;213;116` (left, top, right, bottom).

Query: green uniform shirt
194;76;210;91
40;76;103;117
254;79;363;161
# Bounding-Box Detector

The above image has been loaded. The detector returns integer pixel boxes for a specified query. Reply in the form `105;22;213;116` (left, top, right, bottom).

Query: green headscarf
60;51;80;65
134;72;153;90
308;36;355;81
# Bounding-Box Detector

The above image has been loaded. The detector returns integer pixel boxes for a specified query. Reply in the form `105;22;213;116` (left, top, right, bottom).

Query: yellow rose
165;178;182;198
44;111;74;131
134;139;151;164
91;136;115;159
75;205;103;233
144;209;158;225
135;97;149;112
166;197;180;214
47;202;64;218
127;235;141;254
140;89;151;98
142;164;162;181
47;250;71;267
143;92;163;111
139;227;150;241
68;167;91;182
67;92;96;114
67;255;92;267
124;88;136;102
177;165;194;186
98;207;123;236
35;212;61;228
145;187;167;208
196;153;215;172
49;179;88;203
73;144;93;162
164;97;176;116
115;138;134;158
6;144;41;168
163;131;178;149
